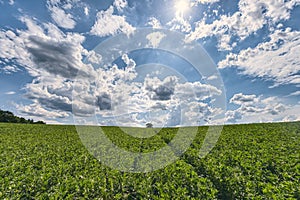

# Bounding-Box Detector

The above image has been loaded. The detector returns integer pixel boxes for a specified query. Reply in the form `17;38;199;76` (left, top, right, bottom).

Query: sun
174;0;190;18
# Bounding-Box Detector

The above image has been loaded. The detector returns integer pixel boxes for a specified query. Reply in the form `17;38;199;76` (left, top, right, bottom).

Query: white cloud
194;0;219;4
0;17;91;78
84;6;89;16
145;76;178;101
218;28;300;86
282;114;300;122
86;51;102;64
146;32;166;48
24;76;73;113
26;34;94;78
187;0;300;49
217;34;236;51
229;93;258;105
0;65;20;74
0;14;224;126
90;6;135;37
8;0;14;5
147;17;162;29
226;93;298;123
63;3;72;10
288;91;300;96
167;17;192;33
181;101;221;125
47;0;60;4
72;55;139;118
48;5;76;29
16;100;69;119
6;37;222;126
48;0;81;7
47;0;90;28
19;17;46;36
0;17;98;119
78;61;224;127
225;110;242;123
187;6;264;44
113;0;128;12
175;81;222;101
206;75;218;81
0;27;33;67
121;54;136;69
5;91;16;95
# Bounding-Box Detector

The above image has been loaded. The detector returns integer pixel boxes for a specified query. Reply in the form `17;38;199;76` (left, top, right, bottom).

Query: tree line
0;109;45;124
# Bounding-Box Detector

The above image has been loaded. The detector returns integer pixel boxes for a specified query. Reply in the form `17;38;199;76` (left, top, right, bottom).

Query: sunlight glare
175;0;190;18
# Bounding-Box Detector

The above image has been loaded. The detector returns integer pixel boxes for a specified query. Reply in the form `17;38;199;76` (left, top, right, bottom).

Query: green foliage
0;122;299;199
0;109;46;124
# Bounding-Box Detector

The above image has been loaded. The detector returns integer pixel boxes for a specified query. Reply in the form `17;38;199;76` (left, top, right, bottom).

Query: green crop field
0;122;299;199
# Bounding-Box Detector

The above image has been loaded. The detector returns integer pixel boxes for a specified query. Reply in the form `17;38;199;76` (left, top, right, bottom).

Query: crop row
0;122;299;199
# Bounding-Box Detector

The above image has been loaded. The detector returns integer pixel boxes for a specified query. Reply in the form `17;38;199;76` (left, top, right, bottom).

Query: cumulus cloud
0;17;99;120
226;93;293;123
0;17;91;78
175;81;222;101
24;76;73;114
217;34;236;51
147;17;162;29
225;110;242;123
0;29;31;70
0;65;20;74
72;86;96;117
181;101;221;125
282;114;300;122
146;32;166;48
113;0;128;12
142;77;223;125
187;0;300;50
0;1;231;126
96;93;112;111
229;93;258;105
80;63;223;127
151;102;168;110
72;54;139;118
46;0;88;29
0;15;224;126
48;5;76;29
16;100;69;119
86;50;102;64
145;76;178;101
167;17;192;33
26;35;92;79
121;54;136;69
194;0;219;4
90;6;135;37
218;28;300;86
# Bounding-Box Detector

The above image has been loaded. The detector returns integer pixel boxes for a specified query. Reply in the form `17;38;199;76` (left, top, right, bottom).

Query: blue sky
0;0;299;126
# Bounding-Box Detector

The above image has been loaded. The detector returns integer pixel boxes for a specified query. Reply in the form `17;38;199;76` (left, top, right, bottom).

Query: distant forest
0;109;45;124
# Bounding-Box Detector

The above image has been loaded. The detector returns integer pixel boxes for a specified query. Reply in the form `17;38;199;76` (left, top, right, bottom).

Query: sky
0;0;299;126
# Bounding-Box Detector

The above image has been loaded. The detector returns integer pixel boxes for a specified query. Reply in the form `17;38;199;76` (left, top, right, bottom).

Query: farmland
0;122;299;199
